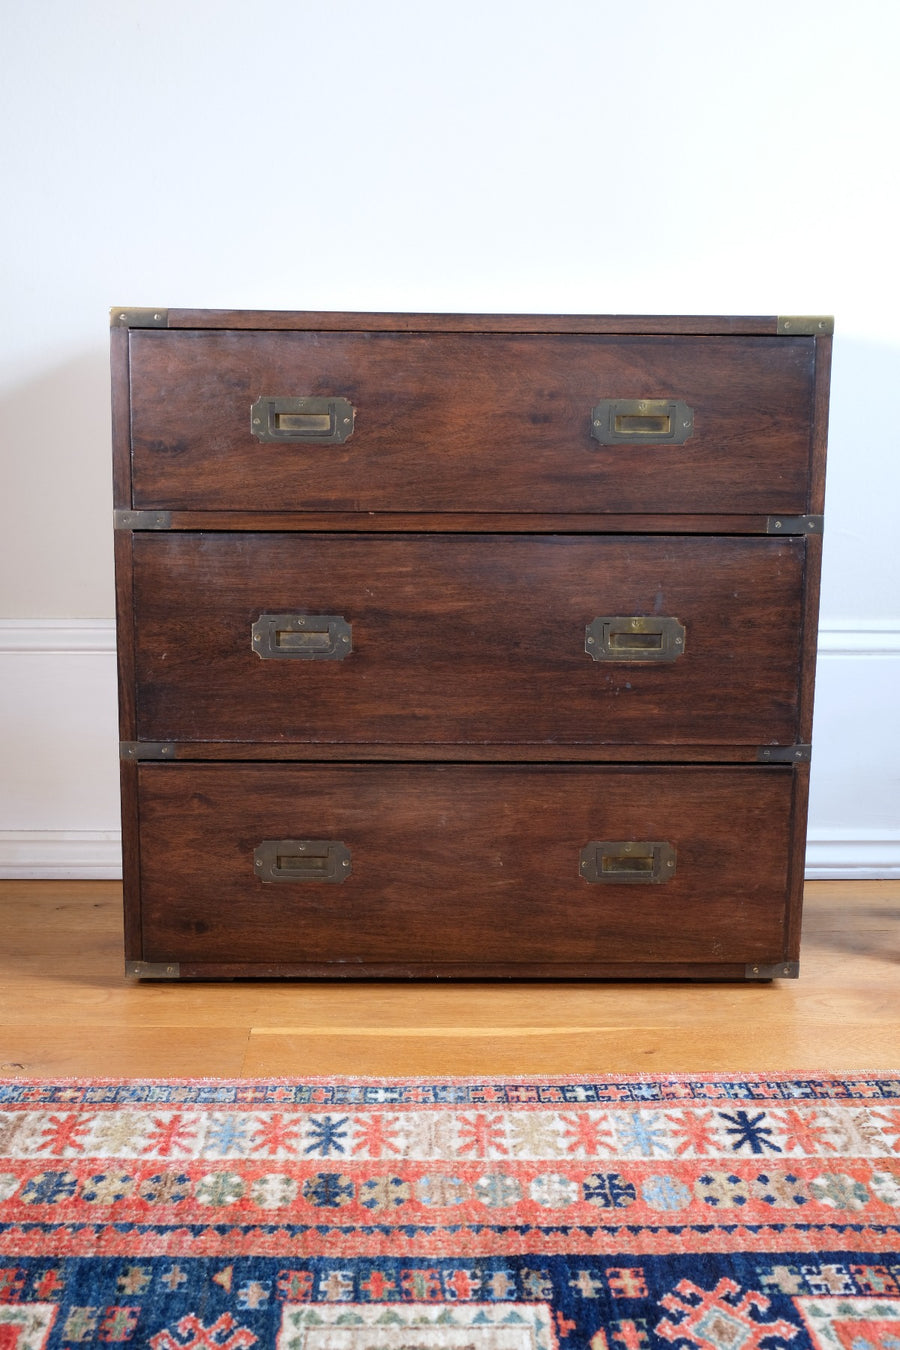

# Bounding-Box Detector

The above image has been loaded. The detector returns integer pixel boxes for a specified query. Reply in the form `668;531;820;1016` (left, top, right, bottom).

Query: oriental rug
0;1073;898;1349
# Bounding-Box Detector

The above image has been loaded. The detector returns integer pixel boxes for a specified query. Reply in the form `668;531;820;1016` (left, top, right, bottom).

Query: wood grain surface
134;762;796;970
112;315;830;994
130;533;806;748
128;331;815;513
161;312;786;334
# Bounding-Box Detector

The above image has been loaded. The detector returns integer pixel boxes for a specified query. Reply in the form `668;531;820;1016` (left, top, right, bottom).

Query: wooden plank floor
0;879;897;1078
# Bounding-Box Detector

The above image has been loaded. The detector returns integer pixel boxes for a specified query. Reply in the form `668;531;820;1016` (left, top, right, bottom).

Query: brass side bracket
745;960;799;979
114;510;172;530
757;744;811;763
766;515;823;535
126;961;181;978
776;316;833;335
111;308;168;328
120;742;177;761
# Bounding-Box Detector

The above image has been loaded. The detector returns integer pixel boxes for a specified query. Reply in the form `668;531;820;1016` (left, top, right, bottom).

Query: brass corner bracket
745;960;799;979
111;308;168;328
776;316;833;336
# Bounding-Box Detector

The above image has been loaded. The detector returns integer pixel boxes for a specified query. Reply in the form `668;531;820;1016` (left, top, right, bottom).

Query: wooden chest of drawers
112;309;831;980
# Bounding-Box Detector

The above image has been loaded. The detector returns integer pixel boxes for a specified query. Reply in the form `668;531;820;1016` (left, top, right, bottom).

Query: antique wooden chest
112;309;831;980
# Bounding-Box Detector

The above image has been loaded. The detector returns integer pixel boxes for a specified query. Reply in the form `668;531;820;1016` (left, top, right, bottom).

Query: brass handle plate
585;616;685;662
591;399;693;445
580;841;676;884
254;839;351;882
250;396;355;443
252;613;352;660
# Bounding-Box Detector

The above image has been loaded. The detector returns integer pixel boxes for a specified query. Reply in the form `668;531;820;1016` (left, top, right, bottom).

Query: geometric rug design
0;1073;897;1347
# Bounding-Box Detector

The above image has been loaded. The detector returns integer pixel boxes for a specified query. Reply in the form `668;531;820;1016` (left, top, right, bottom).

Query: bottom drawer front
137;764;796;970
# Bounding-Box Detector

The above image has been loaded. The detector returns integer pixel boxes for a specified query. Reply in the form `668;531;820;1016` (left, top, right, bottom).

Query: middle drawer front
132;532;806;748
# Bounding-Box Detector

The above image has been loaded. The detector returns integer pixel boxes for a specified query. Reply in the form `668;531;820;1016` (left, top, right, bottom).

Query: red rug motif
0;1072;898;1347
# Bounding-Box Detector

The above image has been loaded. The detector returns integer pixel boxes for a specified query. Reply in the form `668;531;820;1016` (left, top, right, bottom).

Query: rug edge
1;1069;899;1088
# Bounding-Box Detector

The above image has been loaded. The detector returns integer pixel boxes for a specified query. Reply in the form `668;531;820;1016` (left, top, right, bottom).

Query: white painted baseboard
806;621;900;879
0;830;122;879
805;831;900;879
816;623;900;657
0;619;120;878
0;619;116;653
1;618;898;879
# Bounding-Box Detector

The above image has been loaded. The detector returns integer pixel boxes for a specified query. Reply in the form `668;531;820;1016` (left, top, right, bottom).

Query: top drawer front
129;330;815;514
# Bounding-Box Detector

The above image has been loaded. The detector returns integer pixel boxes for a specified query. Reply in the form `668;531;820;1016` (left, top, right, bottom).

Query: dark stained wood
113;529;140;962
128;331;815;514
172;960;757;979
130;533;806;748
113;529;136;743
783;763;810;960
119;759;141;962
165;311;783;335
125;743;767;763
109;325;131;509
138;511;783;533
791;333;826;966
798;533;824;748
137;763;795;970
810;334;832;516
112;312;830;979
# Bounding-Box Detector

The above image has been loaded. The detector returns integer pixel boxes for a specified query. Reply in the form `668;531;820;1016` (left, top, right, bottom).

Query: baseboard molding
816;622;900;656
0;617;116;652
805;832;900;879
0;831;123;879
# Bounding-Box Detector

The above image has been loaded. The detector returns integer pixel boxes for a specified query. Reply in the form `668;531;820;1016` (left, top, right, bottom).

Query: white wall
1;0;898;876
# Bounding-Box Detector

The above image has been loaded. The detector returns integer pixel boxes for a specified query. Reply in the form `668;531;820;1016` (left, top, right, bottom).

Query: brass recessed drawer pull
252;613;352;660
585;615;685;662
250;396;355;443
580;841;677;884
591;399;694;445
254;839;352;883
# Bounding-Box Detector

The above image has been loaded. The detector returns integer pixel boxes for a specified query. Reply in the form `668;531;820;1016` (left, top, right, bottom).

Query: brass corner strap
111;308;168;328
745;961;799;979
126;961;180;978
757;744;811;763
766;515;823;535
114;510;172;530
120;742;177;761
776;316;833;335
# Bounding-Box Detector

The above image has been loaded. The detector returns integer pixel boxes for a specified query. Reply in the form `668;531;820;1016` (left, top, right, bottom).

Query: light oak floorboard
0;1029;251;1078
0;879;897;1078
241;1024;900;1078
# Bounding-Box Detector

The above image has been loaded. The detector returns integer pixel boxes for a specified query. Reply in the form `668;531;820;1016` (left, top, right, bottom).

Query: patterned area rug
0;1073;898;1348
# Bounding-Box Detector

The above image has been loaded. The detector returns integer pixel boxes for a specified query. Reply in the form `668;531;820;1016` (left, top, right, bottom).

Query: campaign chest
112;309;831;980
